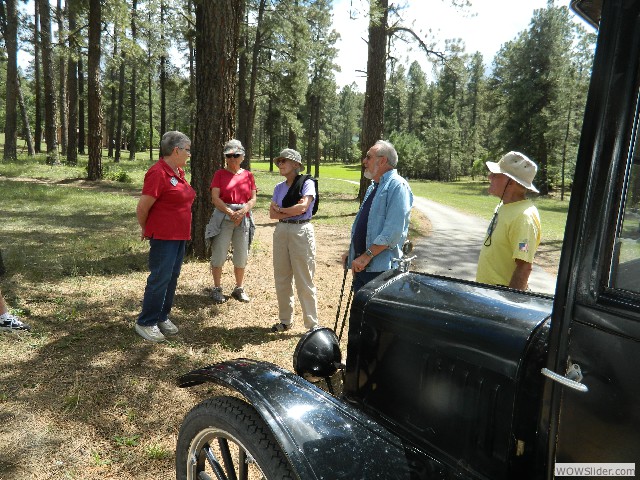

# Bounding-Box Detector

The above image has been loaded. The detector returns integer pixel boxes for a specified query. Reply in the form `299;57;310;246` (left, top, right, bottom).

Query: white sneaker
0;313;31;331
135;324;166;342
158;319;179;335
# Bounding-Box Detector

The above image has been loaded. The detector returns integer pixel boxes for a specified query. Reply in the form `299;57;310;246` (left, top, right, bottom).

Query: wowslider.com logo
555;463;635;477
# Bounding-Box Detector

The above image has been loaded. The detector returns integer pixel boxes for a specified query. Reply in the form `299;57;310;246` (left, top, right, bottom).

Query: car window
610;120;640;294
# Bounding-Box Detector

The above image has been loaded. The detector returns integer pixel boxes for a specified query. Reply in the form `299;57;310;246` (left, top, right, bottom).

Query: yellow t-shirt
476;199;541;286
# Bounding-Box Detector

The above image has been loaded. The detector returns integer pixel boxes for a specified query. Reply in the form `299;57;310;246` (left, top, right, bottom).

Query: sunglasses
225;153;242;158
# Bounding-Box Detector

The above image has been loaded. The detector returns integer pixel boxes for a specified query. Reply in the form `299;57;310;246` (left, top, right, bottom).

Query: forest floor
0;175;560;479
0;206;399;479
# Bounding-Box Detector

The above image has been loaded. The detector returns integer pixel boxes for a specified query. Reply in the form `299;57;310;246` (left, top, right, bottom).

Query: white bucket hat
486;151;539;193
274;148;304;170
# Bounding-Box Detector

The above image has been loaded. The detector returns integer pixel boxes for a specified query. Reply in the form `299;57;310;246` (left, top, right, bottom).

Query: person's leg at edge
273;224;294;326
137;239;180;327
290;223;318;330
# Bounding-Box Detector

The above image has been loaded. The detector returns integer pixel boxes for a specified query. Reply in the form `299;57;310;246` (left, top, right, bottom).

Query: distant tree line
0;0;595;251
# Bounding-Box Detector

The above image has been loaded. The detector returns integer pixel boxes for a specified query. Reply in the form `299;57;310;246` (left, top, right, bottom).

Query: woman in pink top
208;139;257;304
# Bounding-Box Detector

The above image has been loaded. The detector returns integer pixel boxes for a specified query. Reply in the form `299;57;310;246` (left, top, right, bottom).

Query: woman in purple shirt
269;149;319;333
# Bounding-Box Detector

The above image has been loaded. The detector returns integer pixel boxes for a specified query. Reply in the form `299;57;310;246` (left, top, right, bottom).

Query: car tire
176;395;295;480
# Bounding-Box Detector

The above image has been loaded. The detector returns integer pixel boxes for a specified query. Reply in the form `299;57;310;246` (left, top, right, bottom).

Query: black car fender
178;358;410;480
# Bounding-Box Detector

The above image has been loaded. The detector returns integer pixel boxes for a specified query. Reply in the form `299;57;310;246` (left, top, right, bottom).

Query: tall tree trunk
17;75;35;156
115;53;126;163
108;22;119;158
314;96;321;178
359;0;388;201
238;10;249;164
34;0;42;153
188;0;195;140
239;0;266;171
191;0;242;258
160;0;167;136
38;0;59;164
66;0;78;165
87;0;102;180
148;8;154;163
129;0;138;160
57;0;68;156
78;54;85;154
2;0;18;160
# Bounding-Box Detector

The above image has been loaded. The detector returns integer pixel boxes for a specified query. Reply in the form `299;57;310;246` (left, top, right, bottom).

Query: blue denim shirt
348;169;413;271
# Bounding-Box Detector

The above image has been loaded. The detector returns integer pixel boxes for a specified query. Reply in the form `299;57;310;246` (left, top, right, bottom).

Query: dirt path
410;197;557;294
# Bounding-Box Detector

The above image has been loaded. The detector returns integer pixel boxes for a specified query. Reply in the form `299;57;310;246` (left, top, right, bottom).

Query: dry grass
1;169;559;479
0;207;360;479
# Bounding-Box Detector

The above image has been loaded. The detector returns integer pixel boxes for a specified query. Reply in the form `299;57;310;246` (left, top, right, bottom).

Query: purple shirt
272;179;316;221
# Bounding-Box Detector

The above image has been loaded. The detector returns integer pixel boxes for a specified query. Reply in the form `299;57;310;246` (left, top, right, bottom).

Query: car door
543;0;640;475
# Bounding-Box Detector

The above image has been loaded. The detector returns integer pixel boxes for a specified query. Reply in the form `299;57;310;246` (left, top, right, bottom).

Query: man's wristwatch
365;248;374;258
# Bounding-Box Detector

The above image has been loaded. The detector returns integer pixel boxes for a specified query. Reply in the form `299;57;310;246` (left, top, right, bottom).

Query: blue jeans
353;271;383;293
137;239;186;327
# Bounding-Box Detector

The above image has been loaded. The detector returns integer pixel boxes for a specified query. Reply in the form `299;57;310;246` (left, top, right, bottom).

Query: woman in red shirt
206;139;257;304
135;131;195;342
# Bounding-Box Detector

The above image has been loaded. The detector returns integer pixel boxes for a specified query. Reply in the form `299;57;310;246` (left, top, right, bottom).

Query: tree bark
160;0;167;136
239;0;264;170
129;0;138;160
107;22;119;158
34;0;42;153
78;54;85;154
38;0;59;164
148;8;154;163
17;75;35;156
87;0;102;180
359;0;388;201
191;0;242;258
115;52;126;163
188;0;196;140
2;0;18;160
57;0;68;156
66;0;78;165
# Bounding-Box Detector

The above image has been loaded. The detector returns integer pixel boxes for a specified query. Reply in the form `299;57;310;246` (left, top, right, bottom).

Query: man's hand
351;253;372;273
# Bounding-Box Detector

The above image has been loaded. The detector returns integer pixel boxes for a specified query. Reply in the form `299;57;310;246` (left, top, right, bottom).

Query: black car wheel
176;395;295;480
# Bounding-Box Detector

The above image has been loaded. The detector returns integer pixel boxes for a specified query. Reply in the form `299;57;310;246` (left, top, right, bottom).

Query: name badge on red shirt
170;176;178;186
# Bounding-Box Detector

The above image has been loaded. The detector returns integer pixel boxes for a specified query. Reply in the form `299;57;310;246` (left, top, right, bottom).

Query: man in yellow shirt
476;151;541;290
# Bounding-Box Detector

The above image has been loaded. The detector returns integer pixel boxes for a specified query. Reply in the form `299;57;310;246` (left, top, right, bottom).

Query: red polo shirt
210;169;257;205
142;159;196;240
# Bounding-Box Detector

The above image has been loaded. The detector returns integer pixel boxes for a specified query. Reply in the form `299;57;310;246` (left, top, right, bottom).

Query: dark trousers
353;271;383;293
137;239;186;326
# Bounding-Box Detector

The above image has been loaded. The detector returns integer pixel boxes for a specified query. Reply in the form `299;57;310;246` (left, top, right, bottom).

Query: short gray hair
160;131;190;157
374;140;398;167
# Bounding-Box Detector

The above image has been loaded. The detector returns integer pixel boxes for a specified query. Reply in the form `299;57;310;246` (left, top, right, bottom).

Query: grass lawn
0;149;567;478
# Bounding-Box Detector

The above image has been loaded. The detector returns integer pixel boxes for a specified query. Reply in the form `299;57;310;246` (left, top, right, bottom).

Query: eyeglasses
364;154;383;160
178;147;190;153
225;153;242;158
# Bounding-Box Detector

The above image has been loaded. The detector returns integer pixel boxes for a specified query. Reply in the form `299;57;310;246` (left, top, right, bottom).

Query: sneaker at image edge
0;313;31;331
211;287;227;304
231;286;250;302
158;318;179;335
271;322;292;333
135;323;166;342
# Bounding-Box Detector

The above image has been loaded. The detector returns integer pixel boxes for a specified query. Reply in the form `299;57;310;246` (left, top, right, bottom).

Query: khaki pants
272;222;318;329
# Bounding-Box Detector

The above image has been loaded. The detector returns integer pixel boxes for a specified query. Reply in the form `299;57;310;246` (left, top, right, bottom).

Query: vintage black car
175;0;640;478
